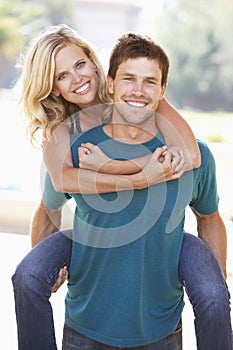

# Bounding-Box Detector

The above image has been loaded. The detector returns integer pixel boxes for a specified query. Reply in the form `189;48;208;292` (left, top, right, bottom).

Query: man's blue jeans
62;323;182;349
12;231;232;350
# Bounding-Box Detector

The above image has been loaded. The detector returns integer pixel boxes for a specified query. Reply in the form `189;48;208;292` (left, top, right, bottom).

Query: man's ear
160;83;167;100
51;88;60;97
107;75;114;94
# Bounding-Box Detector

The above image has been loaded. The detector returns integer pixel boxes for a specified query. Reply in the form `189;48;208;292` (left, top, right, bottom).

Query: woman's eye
58;73;67;81
76;61;85;69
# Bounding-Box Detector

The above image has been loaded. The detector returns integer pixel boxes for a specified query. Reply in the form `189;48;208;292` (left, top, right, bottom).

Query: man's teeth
75;83;89;93
128;101;146;107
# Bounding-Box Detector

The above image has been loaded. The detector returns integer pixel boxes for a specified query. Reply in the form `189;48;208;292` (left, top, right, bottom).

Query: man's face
107;57;166;126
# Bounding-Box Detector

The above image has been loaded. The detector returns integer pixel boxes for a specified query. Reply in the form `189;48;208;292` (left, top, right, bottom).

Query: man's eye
147;80;156;85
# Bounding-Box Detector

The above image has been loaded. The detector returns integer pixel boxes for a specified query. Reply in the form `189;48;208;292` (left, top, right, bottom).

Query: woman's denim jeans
12;231;232;350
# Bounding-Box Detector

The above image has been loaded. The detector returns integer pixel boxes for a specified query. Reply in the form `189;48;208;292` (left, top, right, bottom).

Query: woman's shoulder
69;112;81;135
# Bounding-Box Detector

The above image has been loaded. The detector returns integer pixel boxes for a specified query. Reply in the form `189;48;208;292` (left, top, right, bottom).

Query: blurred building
72;0;141;49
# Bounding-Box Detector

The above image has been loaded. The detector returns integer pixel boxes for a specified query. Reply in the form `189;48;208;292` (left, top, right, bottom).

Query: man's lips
125;99;147;107
74;82;90;94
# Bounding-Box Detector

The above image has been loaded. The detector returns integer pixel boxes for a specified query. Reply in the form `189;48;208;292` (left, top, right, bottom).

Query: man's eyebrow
146;76;159;81
122;72;159;81
122;72;135;77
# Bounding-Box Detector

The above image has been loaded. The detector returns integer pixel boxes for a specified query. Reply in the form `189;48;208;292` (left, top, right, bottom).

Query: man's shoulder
197;139;211;159
197;138;209;149
196;139;216;172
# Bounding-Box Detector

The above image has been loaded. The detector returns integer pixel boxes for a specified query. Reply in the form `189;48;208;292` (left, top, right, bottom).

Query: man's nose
131;81;144;95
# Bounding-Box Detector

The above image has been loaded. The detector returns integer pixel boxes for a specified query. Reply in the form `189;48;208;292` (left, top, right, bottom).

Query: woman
12;24;229;350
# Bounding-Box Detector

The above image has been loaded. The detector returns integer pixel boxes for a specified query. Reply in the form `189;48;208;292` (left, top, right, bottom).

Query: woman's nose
72;70;82;83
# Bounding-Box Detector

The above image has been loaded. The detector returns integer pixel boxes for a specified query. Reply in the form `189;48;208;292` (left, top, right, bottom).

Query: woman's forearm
54;146;183;194
97;155;150;175
156;97;201;170
78;142;151;175
56;167;144;194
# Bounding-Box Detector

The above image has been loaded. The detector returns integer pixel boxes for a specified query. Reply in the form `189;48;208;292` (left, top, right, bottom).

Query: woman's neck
79;103;105;132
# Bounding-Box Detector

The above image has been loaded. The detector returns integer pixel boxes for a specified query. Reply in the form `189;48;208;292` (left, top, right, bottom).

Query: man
14;33;232;349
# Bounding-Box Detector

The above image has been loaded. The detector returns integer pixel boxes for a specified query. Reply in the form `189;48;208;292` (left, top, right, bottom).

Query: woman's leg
12;229;72;350
179;232;232;350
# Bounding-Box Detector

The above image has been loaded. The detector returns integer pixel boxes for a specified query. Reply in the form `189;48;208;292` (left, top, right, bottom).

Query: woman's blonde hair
18;24;111;146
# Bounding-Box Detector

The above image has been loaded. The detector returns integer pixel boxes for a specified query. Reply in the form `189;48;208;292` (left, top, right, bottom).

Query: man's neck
103;121;157;144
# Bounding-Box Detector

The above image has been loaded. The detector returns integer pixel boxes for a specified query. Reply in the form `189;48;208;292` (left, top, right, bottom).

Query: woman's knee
179;232;228;301
12;256;39;291
180;232;224;280
12;230;72;293
12;257;54;302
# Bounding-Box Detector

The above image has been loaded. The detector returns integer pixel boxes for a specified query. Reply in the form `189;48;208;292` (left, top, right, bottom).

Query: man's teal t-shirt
43;124;219;347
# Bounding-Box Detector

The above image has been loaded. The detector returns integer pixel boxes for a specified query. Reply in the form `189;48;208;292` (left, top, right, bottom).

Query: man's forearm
194;209;227;279
30;199;62;247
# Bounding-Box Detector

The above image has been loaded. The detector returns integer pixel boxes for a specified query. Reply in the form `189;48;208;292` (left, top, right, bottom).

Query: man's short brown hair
108;33;169;87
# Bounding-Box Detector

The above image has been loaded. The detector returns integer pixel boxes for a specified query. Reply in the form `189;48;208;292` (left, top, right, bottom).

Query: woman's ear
51;88;60;97
107;75;114;94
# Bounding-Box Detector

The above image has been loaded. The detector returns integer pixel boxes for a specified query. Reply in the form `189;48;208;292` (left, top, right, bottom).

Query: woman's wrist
129;171;148;190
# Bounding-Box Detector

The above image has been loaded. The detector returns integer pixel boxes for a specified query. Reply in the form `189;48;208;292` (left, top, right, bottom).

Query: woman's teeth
75;82;89;93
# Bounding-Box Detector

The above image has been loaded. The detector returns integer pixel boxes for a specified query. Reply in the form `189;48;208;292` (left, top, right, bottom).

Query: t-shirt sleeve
42;172;71;209
190;146;219;215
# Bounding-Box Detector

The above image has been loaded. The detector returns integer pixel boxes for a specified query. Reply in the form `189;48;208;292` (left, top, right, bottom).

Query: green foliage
0;17;22;57
206;134;225;143
0;0;45;52
0;0;74;51
154;0;233;111
0;0;74;87
182;109;233;144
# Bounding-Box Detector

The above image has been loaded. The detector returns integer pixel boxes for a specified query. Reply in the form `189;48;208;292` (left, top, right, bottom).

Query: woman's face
52;44;101;109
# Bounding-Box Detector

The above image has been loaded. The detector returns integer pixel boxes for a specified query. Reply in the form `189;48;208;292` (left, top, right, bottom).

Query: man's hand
51;266;68;293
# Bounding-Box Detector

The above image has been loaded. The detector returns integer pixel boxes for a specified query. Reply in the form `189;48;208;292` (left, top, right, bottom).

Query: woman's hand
78;143;111;172
78;143;186;191
139;146;185;188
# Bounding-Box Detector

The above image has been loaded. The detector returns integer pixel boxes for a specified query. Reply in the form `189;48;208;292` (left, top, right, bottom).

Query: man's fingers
51;266;68;293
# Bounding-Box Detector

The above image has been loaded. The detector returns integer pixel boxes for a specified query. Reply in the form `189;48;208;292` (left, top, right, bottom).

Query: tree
155;0;233;111
0;0;74;88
